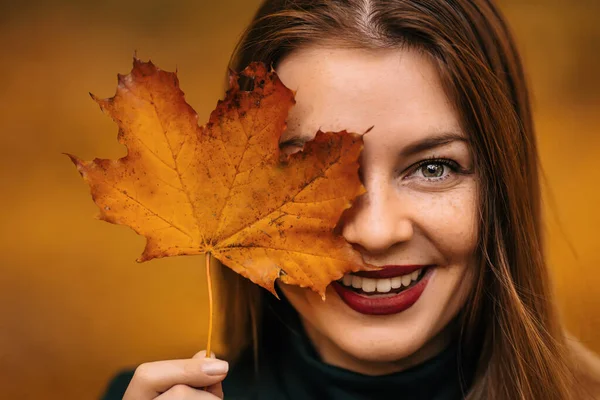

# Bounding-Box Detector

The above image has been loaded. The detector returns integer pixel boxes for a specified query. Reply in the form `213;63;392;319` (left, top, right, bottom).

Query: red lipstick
332;266;433;315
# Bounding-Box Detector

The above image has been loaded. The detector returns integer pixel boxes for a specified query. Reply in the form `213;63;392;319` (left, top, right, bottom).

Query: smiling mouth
331;266;434;315
336;267;428;296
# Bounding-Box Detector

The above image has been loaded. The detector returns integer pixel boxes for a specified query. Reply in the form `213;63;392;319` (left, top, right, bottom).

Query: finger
192;351;224;398
204;383;224;399
123;358;228;400
155;384;221;400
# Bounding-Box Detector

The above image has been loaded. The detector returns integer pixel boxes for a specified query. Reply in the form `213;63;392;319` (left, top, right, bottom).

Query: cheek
408;184;479;262
405;184;479;315
429;187;479;309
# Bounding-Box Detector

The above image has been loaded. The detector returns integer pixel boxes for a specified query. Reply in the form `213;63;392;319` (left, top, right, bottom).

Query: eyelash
279;138;305;148
405;157;464;182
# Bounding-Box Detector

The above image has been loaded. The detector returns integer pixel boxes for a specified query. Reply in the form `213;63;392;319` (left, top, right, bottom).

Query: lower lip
331;268;433;315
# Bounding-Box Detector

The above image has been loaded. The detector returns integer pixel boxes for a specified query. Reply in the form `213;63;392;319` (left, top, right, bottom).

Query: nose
341;177;414;255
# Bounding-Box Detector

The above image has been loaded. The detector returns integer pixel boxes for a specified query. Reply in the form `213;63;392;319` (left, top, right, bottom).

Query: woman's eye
406;159;462;182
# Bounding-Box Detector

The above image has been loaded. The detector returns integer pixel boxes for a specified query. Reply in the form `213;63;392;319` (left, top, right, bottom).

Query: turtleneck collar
283;322;470;399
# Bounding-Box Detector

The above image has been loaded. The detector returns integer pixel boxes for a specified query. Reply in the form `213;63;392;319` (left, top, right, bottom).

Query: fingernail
201;359;229;376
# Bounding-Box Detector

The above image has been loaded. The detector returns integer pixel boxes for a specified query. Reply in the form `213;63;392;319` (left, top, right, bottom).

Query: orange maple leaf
67;59;368;298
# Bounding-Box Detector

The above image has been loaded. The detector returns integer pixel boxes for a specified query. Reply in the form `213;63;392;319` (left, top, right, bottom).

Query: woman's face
276;46;478;375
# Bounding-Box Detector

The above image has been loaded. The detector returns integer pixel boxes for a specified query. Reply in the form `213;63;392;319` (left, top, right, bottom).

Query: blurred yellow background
0;0;598;398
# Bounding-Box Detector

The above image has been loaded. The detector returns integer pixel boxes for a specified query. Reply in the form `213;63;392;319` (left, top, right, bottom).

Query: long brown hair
215;0;585;398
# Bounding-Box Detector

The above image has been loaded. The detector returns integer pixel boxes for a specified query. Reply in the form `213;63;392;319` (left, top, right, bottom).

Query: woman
102;0;600;399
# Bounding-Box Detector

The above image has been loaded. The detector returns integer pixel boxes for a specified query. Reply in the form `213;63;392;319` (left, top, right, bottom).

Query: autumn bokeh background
1;0;599;398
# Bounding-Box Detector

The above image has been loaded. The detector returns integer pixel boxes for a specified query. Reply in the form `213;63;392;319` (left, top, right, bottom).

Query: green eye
421;163;445;178
405;158;468;184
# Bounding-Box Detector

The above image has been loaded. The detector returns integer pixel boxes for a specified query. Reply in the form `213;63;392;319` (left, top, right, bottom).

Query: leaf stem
205;252;214;358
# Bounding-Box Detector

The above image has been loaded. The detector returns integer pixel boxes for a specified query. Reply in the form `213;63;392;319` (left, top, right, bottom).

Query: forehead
275;46;463;144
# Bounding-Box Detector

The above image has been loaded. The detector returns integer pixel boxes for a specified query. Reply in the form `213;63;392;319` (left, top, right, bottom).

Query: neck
300;317;456;376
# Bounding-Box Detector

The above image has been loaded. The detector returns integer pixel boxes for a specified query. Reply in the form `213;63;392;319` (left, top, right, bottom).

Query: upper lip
353;265;430;279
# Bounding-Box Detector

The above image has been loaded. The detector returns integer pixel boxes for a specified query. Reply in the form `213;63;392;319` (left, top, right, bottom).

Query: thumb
193;350;224;399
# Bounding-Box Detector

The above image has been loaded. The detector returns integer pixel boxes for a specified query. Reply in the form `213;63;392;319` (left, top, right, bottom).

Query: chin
334;324;435;364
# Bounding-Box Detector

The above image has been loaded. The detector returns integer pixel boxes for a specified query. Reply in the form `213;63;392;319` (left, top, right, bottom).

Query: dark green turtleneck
101;295;475;400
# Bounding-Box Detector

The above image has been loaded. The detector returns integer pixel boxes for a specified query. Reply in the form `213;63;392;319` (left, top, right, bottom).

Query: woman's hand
123;350;228;399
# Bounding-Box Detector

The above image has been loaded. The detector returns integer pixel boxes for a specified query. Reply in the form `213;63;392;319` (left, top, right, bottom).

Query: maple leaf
67;58;369;298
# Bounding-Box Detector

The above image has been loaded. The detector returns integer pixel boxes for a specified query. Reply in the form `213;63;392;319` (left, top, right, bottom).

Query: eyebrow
280;131;469;155
399;132;468;158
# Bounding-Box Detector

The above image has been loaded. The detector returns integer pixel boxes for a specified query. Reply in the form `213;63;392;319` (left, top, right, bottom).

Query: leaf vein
109;183;193;240
218;154;343;243
212;104;274;238
148;92;203;245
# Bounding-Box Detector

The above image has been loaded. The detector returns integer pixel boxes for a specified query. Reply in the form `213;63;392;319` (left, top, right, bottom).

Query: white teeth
391;276;402;289
401;274;412;287
342;274;353;286
351;275;363;289
339;268;425;293
376;278;392;293
362;278;376;293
